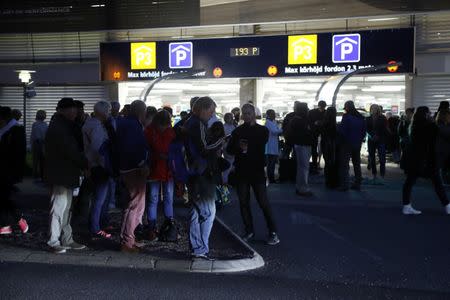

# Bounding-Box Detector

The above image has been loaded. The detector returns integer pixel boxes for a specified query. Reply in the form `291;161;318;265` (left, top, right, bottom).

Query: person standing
231;107;241;126
265;109;282;184
386;112;401;163
0;107;28;235
144;110;176;242
366;104;389;183
401;106;450;215
308;101;327;174
45;98;88;253
227;104;279;245
223;112;236;185
321;107;339;189
287;102;314;197
433;101;449;119
11;109;22;122
184;97;223;259
116;100;149;253
398;108;414;160
337;101;366;191
83;101;114;239
30;110;48;181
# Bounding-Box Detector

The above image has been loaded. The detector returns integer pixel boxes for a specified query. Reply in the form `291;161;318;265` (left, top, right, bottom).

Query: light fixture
362;85;404;92
16;70;35;84
368;17;399;22
433;94;446;98
91;4;105;8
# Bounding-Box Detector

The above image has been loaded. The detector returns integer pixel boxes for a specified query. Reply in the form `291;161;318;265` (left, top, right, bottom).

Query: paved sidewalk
0;179;264;273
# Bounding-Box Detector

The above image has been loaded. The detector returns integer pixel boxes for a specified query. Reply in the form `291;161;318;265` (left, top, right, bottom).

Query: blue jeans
89;177;114;234
147;180;174;228
368;141;386;177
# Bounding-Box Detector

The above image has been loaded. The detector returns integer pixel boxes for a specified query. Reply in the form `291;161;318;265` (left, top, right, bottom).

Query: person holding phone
227;104;279;246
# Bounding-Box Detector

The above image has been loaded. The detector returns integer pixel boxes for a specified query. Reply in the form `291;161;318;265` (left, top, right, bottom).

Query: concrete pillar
105;82;119;102
239;78;257;107
405;74;414;110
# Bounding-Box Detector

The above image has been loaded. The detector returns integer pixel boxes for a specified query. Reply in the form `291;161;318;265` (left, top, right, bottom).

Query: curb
0;218;264;273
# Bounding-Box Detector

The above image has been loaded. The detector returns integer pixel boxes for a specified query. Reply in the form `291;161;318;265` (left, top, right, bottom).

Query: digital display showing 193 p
230;47;260;57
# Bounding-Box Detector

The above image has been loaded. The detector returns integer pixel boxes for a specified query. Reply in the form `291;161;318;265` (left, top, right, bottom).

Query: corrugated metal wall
0;85;107;143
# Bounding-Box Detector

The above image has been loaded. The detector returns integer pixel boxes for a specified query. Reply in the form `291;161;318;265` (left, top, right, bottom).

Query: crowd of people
1;97;450;258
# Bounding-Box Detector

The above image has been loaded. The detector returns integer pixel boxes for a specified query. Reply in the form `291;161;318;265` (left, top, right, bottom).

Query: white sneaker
445;204;450;215
402;204;422;215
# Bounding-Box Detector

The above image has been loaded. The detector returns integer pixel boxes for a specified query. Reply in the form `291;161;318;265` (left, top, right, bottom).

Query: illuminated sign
387;61;399;73
100;28;414;80
288;35;318;65
332;34;361;63
131;42;156;70
169;42;193;69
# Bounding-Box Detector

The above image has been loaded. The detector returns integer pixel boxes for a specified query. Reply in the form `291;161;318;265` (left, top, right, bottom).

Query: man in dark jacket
308;100;327;173
227;104;279;245
0;107;28;235
287;102;314;197
45;98;88;254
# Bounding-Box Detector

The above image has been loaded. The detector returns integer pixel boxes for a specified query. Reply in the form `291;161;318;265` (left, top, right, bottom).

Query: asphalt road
1;166;450;299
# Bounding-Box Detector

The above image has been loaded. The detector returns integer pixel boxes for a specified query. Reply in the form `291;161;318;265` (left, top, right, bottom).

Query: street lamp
15;70;35;134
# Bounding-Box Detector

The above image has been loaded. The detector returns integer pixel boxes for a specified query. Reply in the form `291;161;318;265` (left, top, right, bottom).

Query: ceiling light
91;4;105;8
368;17;399;22
433;95;446;98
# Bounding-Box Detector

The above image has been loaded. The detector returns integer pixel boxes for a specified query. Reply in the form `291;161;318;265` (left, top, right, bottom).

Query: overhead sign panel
100;28;414;81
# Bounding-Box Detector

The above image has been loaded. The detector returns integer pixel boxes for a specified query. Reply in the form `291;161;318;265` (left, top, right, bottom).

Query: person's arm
226;129;240;156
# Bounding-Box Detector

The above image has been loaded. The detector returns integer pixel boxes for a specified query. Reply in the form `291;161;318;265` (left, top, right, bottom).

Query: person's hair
318;100;327;108
180;111;188;118
12;109;22;118
325;107;337;125
231;107;240;114
129;100;146;117
410;106;430;137
293;101;301;111
370;104;382;117
266;109;275;118
0;106;12;120
436;108;450;125
294;102;309;118
74;100;85;109
405;107;415;115
94;101;111;116
146;106;157;119
152;109;172;128
224;112;234;123
193;96;216;115
110;101;121;111
344;101;362;118
438;101;449;112
162;106;173;117
241;103;256;114
35;110;46;121
208;121;225;141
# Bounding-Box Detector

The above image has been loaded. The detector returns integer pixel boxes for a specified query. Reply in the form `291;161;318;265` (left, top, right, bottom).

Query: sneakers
51;245;67;254
0;226;12;235
192;253;215;261
18;218;29;234
148;229;159;242
445;204;450;215
267;232;280;246
94;230;112;239
402;204;422;215
121;244;140;254
63;242;86;250
241;232;255;242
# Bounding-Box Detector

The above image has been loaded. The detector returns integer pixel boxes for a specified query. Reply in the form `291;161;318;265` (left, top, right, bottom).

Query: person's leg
266;155;277;182
48;186;69;247
100;178;114;229
147;181;160;229
402;174;417;205
311;137;319;170
120;170;146;248
351;147;362;187
338;143;350;189
60;187;75;246
236;182;253;234
295;145;311;193
108;178;117;210
378;143;386;178
0;183;15;228
430;171;450;206
368;140;377;177
251;182;277;233
163;179;175;220
89;180;109;234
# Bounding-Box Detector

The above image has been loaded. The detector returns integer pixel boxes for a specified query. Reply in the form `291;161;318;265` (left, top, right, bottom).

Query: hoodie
82;117;109;169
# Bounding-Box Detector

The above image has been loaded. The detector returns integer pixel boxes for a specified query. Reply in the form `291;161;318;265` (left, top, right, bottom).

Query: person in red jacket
144;110;176;241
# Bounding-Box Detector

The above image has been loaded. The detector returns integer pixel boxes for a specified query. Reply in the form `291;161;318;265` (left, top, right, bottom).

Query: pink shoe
95;230;112;239
0;226;12;235
18;218;29;233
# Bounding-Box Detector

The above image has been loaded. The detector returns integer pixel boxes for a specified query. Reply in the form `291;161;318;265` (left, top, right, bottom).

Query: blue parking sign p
169;42;193;69
332;34;361;63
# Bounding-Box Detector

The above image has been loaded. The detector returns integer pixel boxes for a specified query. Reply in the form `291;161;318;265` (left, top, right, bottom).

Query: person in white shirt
265;109;283;183
30;110;48;181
